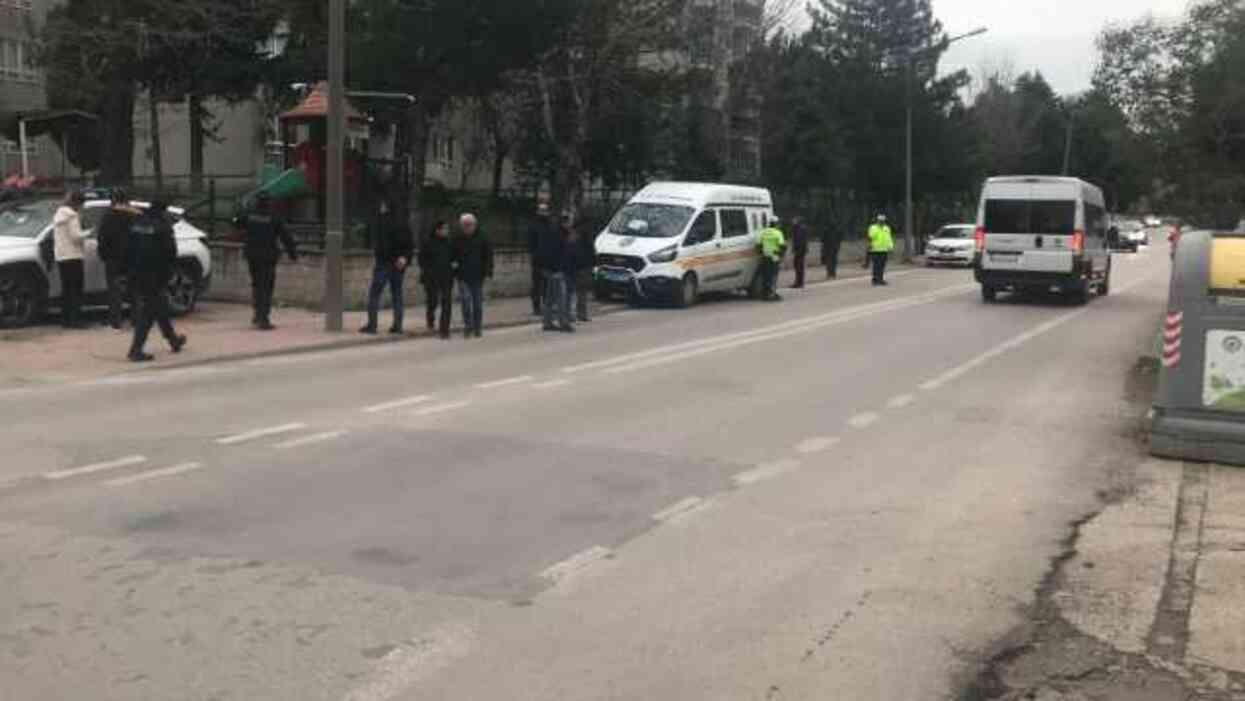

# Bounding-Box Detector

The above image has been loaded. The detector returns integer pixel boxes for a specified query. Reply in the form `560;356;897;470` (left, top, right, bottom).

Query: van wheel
747;270;765;300
166;260;202;316
0;269;45;328
981;285;997;303
1099;264;1112;297
674;274;698;309
1070;280;1091;305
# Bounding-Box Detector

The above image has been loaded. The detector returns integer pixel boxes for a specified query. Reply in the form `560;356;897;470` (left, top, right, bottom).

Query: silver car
0;197;212;328
925;224;976;267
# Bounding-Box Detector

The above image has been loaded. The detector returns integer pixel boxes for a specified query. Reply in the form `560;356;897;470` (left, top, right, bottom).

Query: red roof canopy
280;82;367;123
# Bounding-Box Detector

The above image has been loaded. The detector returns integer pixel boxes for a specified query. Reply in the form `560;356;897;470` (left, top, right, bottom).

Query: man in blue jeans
360;198;414;335
453;213;493;338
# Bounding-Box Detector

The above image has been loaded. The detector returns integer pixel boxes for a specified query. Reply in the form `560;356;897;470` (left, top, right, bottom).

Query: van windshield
984;200;1076;235
608;203;695;239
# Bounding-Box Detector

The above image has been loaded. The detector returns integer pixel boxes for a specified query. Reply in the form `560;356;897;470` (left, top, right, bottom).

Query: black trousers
530;261;543;314
247;257;277;324
105;263;128;327
793;249;807;288
424;278;453;336
823;240;841;278
870;252;889;284
129;280;177;355
57;259;84;327
761;258;780;297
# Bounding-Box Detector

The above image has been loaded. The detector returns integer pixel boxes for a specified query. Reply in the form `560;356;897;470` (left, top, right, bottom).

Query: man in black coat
126;202;186;362
526;201;555;316
790;216;810;289
360;198;414;335
418;220;455;339
453;213;494;339
822;225;843;279
235;192;297;330
97;189;140;329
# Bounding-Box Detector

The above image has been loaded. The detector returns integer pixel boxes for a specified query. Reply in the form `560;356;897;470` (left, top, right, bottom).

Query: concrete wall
205;239;874;311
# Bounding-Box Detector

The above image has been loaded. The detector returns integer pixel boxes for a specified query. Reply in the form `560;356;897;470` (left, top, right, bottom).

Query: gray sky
933;0;1191;95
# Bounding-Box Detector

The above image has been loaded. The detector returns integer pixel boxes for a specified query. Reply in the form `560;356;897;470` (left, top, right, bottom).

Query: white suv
0;197;212;327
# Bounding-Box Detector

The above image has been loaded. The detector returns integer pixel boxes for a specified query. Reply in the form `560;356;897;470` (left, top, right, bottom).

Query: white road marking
340;624;476;701
90;375;157;387
652;496;705;522
412;400;472;418
44;455;147;481
361;395;433;414
533;379;573;390
887;394;916;409
848;412;880;429
733;459;802;486
274;430;347;450
796;437;840;454
474;375;534;390
105;462;204;488
920;276;1152;392
541;545;612;583
216;422;307;446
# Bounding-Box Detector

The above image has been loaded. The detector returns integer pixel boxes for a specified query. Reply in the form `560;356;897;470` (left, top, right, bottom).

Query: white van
594;182;773;307
973;176;1112;303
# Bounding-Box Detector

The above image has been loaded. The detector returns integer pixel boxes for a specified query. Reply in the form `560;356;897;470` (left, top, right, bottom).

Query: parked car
0;197;212;328
924;224;976;266
1121;220;1149;250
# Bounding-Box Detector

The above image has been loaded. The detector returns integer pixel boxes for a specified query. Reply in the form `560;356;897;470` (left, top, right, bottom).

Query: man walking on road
52;190;88;329
418;220;455;339
453;213;493;339
759;216;787;302
867;214;895;286
97;189;140;329
236;193;297;330
822;225;842;279
360;198;413;335
527;201;555;316
125;201;186;362
790;216;809;289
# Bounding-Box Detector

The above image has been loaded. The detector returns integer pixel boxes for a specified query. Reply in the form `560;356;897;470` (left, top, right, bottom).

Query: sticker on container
1204;330;1245;410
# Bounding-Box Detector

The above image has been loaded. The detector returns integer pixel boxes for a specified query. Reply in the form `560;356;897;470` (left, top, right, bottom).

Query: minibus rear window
984;200;1076;235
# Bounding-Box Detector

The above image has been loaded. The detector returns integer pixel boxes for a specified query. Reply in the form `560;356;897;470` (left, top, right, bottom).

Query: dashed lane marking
540;545;612;583
848;412;880;429
411;401;472;418
652;496;705;522
217;422;307;446
274;430;347;450
887;394;915;409
44;455;148;481
361;395;434;414
474;375;534;390
533;379;573;390
733;459;801;486
796;437;840;454
105;462;204;488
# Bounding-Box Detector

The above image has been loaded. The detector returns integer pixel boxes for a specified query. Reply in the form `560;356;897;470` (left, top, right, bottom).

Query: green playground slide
241;167;309;207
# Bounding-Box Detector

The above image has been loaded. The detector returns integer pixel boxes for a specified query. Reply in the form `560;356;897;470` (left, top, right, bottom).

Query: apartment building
0;0;65;178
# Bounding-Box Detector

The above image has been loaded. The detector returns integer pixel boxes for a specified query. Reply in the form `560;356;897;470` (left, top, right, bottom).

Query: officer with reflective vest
235;192;297;330
867;214;895;286
759;216;787;301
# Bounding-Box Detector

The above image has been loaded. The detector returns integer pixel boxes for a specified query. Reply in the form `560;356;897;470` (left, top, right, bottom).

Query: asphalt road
0;247;1170;701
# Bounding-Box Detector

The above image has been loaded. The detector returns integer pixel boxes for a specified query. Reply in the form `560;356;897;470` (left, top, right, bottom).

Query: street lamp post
324;0;346;332
902;27;987;262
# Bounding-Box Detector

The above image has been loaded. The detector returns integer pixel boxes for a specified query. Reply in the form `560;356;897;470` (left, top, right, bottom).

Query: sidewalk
0;260;906;389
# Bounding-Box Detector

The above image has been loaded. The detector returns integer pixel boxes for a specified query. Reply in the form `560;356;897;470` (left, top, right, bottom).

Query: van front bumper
596;266;681;300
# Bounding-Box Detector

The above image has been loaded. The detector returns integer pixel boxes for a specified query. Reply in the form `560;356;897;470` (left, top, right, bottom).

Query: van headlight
648;245;678;264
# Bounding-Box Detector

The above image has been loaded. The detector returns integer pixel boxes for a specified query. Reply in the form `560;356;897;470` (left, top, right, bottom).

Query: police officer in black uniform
126;201;186;362
235;192;297;330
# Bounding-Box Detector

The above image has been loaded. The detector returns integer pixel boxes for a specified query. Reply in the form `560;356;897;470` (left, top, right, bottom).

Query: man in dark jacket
822;226;842;279
418;220;455;339
569;215;595;323
453;213;493;339
558;219;589;333
526;201;555;316
536;210;570;332
235;192;297;330
97;189;140;329
790;216;810;289
360;198;414;335
126;202;186;362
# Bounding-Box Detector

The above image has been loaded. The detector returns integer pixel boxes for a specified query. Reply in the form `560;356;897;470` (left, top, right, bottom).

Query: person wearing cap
97;189;141;329
867;213;895;286
758;215;787;301
235;192;297;330
53;190;88;328
125;201;186;362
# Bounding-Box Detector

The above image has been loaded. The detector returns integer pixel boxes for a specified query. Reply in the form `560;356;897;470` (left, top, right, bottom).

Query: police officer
759;216;787;301
867;214;895;286
97;189;140;329
235;192;297;330
126;201;186;362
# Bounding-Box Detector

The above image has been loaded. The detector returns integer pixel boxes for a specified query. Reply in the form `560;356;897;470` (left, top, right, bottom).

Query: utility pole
324;0;346;332
1062;112;1075;176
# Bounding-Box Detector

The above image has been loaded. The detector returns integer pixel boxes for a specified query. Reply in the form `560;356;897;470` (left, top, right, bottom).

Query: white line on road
541;545;612;583
733;459;802;486
652;496;705;522
887;394;916;409
412;400;472;418
216;422;307;446
796;437;841;454
533;379;573;390
361;395;433;414
474;375;534;390
44;455;148;481
105;462;204;488
848;412;880;429
274;430;348;450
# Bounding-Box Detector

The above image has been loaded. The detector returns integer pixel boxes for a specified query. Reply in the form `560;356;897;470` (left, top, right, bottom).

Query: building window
446;136;455;165
0;38;38;83
2;138;39;156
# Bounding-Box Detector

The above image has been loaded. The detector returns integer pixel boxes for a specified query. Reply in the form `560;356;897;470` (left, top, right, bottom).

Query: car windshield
0;200;57;239
936;226;973;239
607;203;695;239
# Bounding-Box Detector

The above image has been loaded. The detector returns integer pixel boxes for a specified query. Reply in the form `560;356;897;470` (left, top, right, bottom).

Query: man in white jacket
53;190;88;328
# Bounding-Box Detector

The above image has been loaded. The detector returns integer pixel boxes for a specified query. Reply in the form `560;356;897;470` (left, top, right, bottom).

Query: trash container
1152;230;1245;464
